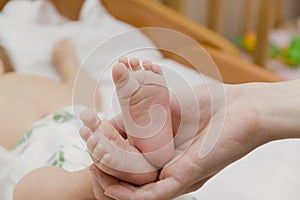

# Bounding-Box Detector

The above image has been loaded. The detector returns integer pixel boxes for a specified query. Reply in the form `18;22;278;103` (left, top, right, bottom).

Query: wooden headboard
0;0;239;56
0;0;282;83
100;0;240;57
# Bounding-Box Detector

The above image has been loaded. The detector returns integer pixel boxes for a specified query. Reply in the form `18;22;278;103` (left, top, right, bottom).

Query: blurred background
161;0;300;39
161;0;300;80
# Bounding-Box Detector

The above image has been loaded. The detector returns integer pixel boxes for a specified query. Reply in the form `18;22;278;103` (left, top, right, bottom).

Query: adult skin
92;79;300;200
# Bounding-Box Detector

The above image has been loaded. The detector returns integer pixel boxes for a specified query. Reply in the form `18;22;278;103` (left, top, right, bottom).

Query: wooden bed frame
0;0;282;83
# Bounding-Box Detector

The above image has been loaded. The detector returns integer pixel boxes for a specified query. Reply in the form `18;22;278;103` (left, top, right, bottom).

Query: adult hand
91;82;262;199
92;80;300;199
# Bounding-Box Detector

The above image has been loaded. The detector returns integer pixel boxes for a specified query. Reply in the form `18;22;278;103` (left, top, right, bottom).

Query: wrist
225;84;262;148
238;80;300;145
236;82;274;146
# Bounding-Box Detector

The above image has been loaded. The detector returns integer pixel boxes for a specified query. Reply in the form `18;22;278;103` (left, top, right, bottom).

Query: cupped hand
92;83;261;200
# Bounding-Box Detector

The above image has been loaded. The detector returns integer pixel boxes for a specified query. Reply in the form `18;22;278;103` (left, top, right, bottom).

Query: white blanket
0;1;299;200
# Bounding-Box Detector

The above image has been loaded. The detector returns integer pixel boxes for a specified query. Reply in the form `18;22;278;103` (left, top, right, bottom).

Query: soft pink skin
79;57;175;185
79;110;158;185
112;57;174;167
91;80;300;200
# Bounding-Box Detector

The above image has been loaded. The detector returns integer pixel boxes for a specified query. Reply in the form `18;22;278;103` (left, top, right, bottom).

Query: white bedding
0;0;299;200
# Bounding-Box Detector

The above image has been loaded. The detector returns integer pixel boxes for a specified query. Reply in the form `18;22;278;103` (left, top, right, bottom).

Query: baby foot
80;109;101;134
113;58;174;167
80;110;158;185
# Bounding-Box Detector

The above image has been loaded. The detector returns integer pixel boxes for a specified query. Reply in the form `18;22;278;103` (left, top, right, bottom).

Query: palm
97;84;259;200
160;90;258;197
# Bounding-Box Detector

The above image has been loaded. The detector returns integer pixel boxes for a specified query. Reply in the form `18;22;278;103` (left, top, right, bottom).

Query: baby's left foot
113;58;174;167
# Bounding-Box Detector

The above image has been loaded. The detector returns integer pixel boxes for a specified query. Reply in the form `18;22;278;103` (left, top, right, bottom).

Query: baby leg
14;166;97;200
52;38;101;111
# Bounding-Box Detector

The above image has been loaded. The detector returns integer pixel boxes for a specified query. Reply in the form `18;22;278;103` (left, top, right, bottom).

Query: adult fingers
105;177;183;200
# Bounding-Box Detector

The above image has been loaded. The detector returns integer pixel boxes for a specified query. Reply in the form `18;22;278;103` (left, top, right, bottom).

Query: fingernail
104;190;117;199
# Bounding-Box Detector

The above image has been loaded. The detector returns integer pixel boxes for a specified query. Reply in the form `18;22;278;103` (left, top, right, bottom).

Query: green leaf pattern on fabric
17;129;33;146
17;124;45;146
53;111;73;124
50;149;66;168
15;108;82;170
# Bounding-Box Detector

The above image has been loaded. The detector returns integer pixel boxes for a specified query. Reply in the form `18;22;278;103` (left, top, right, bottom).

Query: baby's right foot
80;110;158;185
113;58;174;167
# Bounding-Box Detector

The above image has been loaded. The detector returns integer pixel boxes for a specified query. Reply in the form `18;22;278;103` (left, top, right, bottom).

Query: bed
1;1;299;200
0;0;282;84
